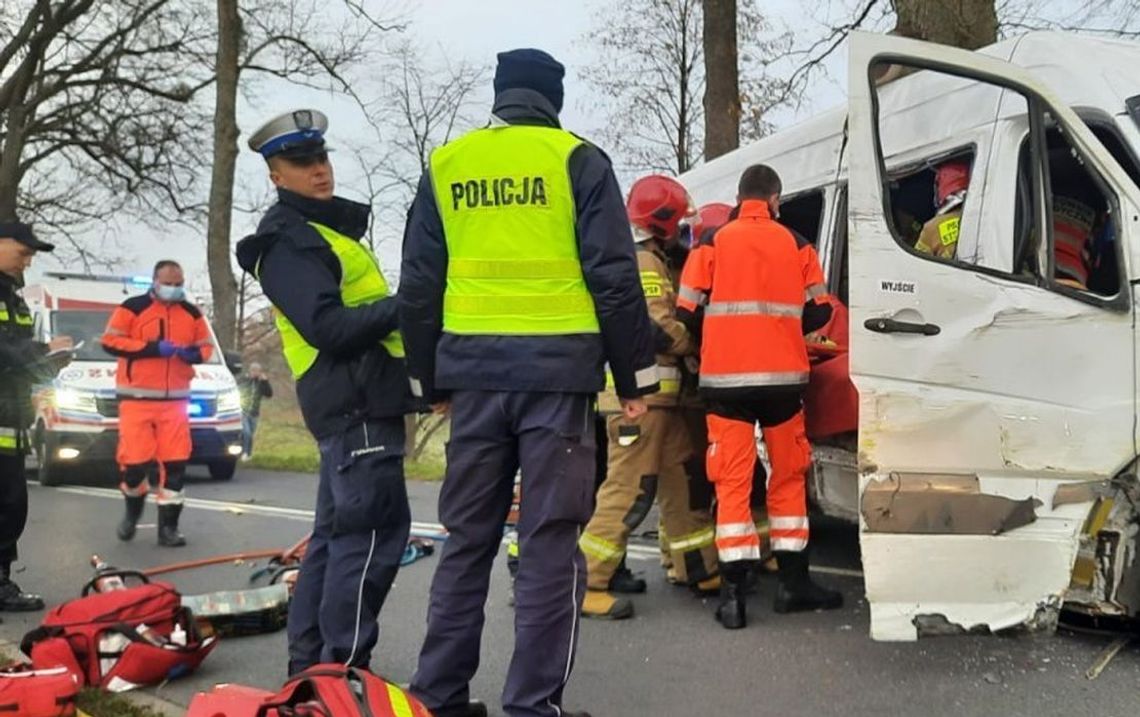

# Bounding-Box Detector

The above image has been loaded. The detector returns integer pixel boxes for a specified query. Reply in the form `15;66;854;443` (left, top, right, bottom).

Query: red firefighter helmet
627;175;697;241
935;160;971;206
690;202;733;245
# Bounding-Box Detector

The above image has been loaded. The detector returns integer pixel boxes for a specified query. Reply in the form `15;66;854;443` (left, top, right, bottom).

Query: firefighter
102;260;211;548
400;49;658;717
235;109;412;674
580;175;719;620
0;222;71;613
677;165;843;630
915;159;970;259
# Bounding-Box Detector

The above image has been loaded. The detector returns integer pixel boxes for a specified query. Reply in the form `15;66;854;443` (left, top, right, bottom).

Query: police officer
401;49;659;717
235;110;412;674
0;222;72;614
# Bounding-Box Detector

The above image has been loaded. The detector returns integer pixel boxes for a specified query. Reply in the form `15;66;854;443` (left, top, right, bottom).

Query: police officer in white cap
235;110;413;674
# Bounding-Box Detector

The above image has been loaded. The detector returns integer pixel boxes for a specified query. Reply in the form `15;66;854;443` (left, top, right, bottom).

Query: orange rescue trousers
707;410;811;562
117;399;191;503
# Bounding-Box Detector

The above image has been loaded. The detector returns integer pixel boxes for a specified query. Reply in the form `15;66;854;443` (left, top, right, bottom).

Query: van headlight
54;387;98;413
217;389;242;413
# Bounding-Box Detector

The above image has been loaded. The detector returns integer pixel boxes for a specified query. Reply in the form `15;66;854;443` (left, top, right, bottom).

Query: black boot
157;504;187;547
715;561;749;629
116;495;146;541
773;550;843;614
431;700;488;717
609;556;647;594
0;566;44;612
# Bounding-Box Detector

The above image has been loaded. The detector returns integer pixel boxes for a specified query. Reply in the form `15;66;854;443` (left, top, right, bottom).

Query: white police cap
248;109;330;159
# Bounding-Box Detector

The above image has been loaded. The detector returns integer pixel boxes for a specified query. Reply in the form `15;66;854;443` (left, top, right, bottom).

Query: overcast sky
27;0;855;298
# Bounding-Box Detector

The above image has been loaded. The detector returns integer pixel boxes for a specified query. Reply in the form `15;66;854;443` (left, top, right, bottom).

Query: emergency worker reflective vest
0;287;34;454
678;200;826;392
271;222;405;380
429;124;600;336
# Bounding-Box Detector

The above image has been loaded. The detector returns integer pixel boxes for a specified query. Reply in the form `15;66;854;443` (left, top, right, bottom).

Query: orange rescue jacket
101;293;213;399
677;200;829;396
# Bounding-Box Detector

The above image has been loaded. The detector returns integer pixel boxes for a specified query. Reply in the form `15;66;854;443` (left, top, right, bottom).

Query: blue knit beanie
493;49;565;113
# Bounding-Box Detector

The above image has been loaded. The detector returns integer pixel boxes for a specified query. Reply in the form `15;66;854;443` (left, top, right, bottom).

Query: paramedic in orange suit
101;260;212;548
677;165;844;630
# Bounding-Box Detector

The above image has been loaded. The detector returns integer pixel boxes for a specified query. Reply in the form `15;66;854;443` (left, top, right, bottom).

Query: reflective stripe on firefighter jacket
100;294;214;400
429;124;601;336
265;222;405;379
598;242;697;413
1053;195;1097;289
677;199;829;393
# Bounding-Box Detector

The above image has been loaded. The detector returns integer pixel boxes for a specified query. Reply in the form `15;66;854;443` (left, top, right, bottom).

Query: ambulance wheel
209;459;237;481
34;430;63;487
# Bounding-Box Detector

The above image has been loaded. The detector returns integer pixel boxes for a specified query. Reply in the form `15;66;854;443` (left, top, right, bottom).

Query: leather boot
157;504;187;547
609;557;647;594
581;590;634;620
0;566;44;612
773;550;843;613
715;561;749;629
116;494;146;541
431;700;488;717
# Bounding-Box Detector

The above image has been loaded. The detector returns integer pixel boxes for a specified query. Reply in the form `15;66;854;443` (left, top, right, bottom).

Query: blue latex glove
157;340;178;358
175;346;202;364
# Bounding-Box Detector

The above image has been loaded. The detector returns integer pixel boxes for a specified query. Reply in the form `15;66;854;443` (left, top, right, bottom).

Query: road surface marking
46;485;864;578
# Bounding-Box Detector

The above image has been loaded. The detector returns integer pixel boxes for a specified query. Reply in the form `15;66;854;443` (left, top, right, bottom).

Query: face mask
155;284;185;302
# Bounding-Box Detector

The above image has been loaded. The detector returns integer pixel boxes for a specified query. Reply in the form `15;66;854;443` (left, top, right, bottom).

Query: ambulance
22;273;244;486
680;31;1140;640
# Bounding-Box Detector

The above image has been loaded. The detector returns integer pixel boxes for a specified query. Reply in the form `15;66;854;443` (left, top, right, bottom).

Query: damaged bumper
860;472;1140;641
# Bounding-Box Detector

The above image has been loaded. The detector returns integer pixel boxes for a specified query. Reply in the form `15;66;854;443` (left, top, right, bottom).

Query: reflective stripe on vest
430;125;600;336
0;307;32;325
704;301;802;318
0;427;16;452
700;370;809;388
268;223;405;379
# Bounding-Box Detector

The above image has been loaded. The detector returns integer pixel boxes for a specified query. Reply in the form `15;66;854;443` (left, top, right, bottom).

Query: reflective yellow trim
450;258;585;280
579;532;624;562
668;526;715;552
386;682;415;717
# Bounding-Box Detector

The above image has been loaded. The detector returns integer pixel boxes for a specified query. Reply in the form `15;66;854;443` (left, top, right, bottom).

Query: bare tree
353;39;487;252
703;0;740;160
0;0;215;267
894;0;997;48
580;0;788;176
202;0;405;350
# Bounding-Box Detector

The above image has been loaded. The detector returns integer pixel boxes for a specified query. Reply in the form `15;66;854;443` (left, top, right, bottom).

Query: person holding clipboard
0;221;73;615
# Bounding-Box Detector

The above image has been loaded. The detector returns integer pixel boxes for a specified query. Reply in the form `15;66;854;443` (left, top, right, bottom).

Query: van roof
681;31;1140;204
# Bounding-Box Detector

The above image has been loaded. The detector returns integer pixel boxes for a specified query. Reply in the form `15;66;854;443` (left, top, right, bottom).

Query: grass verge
247;405;447;480
0;651;170;717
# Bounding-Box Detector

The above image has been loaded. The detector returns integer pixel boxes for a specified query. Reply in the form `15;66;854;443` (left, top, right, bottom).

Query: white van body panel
678;30;1140;640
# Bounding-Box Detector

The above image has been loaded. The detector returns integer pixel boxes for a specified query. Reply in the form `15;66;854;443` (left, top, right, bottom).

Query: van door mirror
224;351;243;376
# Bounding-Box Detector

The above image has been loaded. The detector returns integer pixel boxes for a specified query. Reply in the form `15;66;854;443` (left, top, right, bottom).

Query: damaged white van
681;31;1140;641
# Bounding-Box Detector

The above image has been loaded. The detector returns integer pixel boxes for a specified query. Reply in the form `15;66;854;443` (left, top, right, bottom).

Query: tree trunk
702;0;740;161
892;0;997;49
0;104;28;221
206;0;242;349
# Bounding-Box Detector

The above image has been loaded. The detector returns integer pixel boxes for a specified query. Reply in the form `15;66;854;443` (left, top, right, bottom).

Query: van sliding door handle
863;318;941;336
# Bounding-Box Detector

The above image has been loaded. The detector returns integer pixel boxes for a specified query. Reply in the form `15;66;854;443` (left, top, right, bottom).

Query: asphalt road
3;465;1140;717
